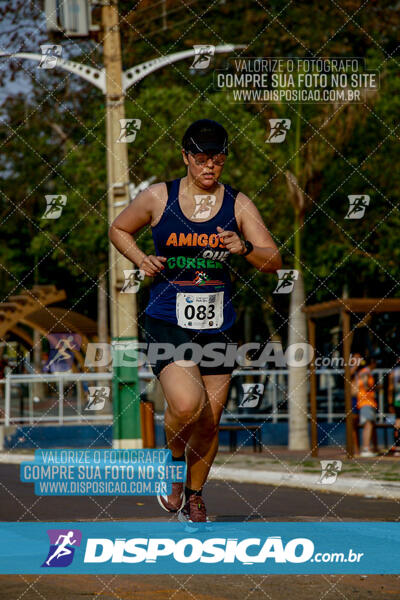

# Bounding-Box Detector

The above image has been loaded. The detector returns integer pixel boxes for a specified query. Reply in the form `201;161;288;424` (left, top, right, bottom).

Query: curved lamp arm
0;52;106;93
122;44;246;92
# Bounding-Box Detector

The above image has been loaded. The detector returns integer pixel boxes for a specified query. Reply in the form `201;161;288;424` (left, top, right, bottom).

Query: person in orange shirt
356;356;378;457
350;352;363;456
387;356;400;457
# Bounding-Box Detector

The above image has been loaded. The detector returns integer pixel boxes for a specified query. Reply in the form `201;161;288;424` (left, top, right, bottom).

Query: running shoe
179;494;207;522
157;482;185;513
178;494;213;531
360;449;377;457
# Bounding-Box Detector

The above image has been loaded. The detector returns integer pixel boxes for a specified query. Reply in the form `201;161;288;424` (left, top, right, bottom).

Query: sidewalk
2;446;400;500
210;446;400;500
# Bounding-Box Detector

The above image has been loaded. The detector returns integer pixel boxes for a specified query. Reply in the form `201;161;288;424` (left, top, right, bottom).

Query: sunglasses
187;152;227;166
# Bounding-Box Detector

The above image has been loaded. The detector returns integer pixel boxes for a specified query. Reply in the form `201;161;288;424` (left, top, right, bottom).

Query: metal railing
0;368;391;427
0;372;112;426
227;368;389;424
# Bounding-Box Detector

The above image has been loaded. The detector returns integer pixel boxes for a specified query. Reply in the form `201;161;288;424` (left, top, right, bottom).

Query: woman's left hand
216;226;245;255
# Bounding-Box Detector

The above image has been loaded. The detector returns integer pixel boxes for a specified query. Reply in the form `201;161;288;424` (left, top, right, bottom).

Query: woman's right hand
139;255;167;277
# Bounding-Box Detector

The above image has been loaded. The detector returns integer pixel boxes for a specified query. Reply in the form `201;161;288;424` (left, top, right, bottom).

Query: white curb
209;466;400;500
0;453;32;464
2;453;399;500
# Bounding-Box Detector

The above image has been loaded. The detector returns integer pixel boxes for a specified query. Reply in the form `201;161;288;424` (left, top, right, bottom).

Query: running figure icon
266;119;291;143
345;195;370;219
47;335;77;369
191;194;216;220
42;194;67;219
45;531;77;566
274;269;298;294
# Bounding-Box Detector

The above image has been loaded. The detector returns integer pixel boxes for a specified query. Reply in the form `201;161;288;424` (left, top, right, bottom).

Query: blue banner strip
19;449;186;496
0;522;398;574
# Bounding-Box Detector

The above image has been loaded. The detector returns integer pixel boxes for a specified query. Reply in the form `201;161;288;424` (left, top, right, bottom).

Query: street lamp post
1;5;244;448
102;2;139;448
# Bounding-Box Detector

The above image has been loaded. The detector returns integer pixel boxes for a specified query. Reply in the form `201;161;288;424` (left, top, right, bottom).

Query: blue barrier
4;421;394;450
5;424;113;449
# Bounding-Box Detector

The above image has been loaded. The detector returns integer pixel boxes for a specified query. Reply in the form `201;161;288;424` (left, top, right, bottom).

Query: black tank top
145;177;240;332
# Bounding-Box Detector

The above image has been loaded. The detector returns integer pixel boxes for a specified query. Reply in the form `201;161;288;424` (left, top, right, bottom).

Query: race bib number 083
176;292;224;329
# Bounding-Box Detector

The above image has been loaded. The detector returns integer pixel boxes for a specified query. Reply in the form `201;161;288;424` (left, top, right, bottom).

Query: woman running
109;119;282;523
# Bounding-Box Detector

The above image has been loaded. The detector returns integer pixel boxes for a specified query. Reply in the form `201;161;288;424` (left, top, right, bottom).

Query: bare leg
159;363;206;458
186;373;231;490
362;420;373;450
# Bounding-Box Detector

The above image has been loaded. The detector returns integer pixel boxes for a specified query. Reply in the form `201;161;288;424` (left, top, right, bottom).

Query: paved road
0;464;398;521
0;573;399;600
1;464;399;600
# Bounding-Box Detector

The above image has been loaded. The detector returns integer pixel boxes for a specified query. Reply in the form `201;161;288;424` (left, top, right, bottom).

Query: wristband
242;240;254;256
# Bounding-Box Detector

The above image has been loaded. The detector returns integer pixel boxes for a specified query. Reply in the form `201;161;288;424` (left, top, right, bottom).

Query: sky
0;2;96;100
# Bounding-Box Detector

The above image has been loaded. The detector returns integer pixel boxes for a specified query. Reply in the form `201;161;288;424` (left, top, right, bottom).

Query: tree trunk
285;107;310;450
32;255;43;402
97;274;108;345
244;306;252;343
244;306;253;381
263;307;282;345
96;275;111;409
32;327;43;403
288;269;310;450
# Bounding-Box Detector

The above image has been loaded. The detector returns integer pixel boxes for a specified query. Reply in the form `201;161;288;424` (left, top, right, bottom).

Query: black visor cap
182;119;228;155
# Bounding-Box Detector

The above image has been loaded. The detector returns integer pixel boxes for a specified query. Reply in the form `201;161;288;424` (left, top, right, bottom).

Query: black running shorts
144;314;237;378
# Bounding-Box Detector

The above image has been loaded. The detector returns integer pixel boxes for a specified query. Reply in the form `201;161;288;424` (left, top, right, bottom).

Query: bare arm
108;183;166;277
218;192;282;273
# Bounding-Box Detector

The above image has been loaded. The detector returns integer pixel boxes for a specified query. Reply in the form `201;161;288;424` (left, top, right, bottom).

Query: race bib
176;292;224;329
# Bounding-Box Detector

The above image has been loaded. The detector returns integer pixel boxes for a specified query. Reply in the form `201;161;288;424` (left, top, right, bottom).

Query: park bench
219;423;263;453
